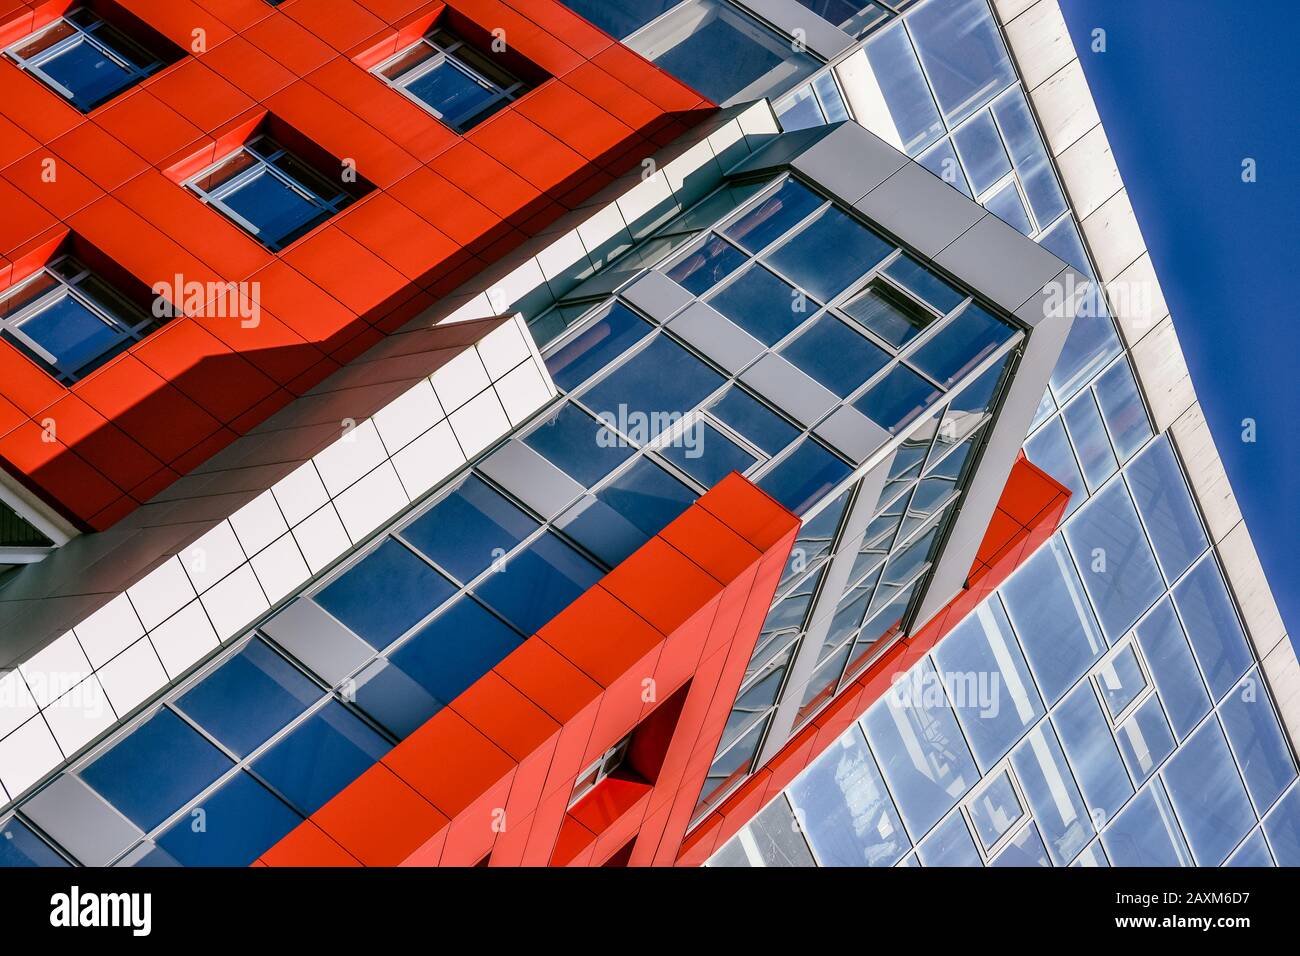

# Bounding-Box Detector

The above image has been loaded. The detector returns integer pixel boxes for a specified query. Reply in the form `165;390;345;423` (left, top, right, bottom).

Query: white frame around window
372;31;526;132
569;735;633;808
3;8;161;110
0;256;155;385
185;136;352;251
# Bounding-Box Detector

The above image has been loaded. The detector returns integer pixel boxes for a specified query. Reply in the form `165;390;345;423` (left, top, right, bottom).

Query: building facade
0;0;1292;868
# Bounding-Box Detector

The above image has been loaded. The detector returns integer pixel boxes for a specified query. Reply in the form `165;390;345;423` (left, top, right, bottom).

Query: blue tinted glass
854;364;943;434
788;729;909;866
1263;784;1300;865
1101;780;1191;866
1053;682;1132;825
813;70;850;121
1133;600;1209;740
581;334;726;436
557;457;695;566
905;0;1016;126
767;206;893;303
918;138;972;196
967;771;1022;849
1062;391;1117;491
41;36;137;110
351;657;442;739
475;532;601;634
952;109;1011;195
559;0;677;36
660;420;757;488
156;772;299;867
984;180;1033;235
1226;828;1273;867
1093;358;1151;460
403;475;539;584
707;386;799;455
781;316;889;397
776;85;825;132
221;166;329;250
1116;695;1174;785
1038;215;1092;279
0;818;67;867
177;639;321;757
1050;312;1122;403
82;709;234;831
1011;724;1093;864
1172;557;1252;701
883;254;966;315
390;597;522;703
724;178;824;254
1219;668;1296;813
1096;644;1146;718
545;302;652;392
1023;417;1086;514
253;701;389;815
316;539;455;647
990;821;1050;867
19;294;119;374
1162;717;1255;865
665;233;747;295
862;661;979;837
861;22;944;155
934;599;1043;770
1063;481;1163;640
991;89;1067;230
1000;540;1104;703
524;403;633;487
405;59;495;128
917;811;981;866
1124;438;1207;583
909;304;1013;389
758;439;851;515
708;265;812;345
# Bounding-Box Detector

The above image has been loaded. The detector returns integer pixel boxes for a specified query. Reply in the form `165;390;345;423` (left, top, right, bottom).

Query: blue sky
1057;0;1299;638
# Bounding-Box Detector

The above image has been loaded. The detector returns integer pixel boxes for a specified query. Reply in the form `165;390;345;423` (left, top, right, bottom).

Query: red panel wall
0;0;712;530
677;453;1071;864
258;473;800;867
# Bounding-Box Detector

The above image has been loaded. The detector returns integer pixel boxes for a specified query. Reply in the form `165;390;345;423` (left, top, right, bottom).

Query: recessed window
570;735;633;808
0;255;159;384
373;29;528;132
4;8;163;112
186;136;357;251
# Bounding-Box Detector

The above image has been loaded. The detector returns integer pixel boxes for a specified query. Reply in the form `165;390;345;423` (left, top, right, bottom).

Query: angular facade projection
0;0;1292;869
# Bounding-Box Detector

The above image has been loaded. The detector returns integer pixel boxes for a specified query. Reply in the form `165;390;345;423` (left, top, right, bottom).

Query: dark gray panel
855;162;986;259
478;440;585;520
934;214;1070;315
668;301;767;374
621;270;695;323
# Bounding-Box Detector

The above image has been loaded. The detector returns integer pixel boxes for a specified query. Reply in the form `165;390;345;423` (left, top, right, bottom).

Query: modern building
0;0;1291;868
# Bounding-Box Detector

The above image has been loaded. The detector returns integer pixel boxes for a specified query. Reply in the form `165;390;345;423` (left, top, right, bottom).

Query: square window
5;9;166;112
375;29;530;132
187;136;359;251
0;255;159;384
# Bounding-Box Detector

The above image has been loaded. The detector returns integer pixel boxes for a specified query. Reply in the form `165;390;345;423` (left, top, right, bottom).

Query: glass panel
1263;784;1300;865
1053;682;1132;825
792;0;891;38
401;53;501;129
524;403;633;487
776;84;825;132
1133;600;1209;740
788;728;909;866
388;597;521;704
737;797;817;866
1071;841;1109;867
841;282;938;349
813;71;849;122
155;772;299;867
917;811;981;866
1100;779;1191;867
882;253;966;315
1061;391;1117;491
1096;644;1146;719
81;709;234;831
176;639;321;757
991;89;1068;230
474;532;602;635
580;334;726;438
766;206;893;304
859;22;944;155
707;264;811;345
1023;417;1086;515
905;0;1016;126
1092;358;1151;461
908;303;1013;389
0;819;67;867
659;419;759;487
999;539;1105;704
1162;717;1255;865
316;539;456;647
1123;437;1207;583
861;660;979;837
1011;723;1093;864
933;599;1044;770
723;179;824;254
696;714;769;814
350;657;442;740
1219;668;1296;814
1049;311;1122;404
983;179;1033;236
216;162;332;251
1116;695;1174;785
14;293;123;375
556;457;696;565
664;233;747;295
403;475;539;584
706;386;799;456
559;0;680;37
854;364;943;434
1172;557;1252;701
1226;828;1273;867
38;32;140;110
757;439;851;515
781;316;889;396
989;821;1050;867
918;138;971;195
967;770;1022;850
545;301;652;392
952;110;1011;195
1062;480;1164;641
720;645;794;752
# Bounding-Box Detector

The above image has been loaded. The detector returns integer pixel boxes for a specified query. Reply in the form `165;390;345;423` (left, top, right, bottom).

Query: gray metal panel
667;301;766;374
478;440;585;520
934;214;1071;315
620;270;694;322
854;162;986;260
261;598;373;686
739;354;839;427
22;774;142;866
814;405;892;465
909;267;1075;627
728;124;841;178
1014;265;1092;330
788;123;910;205
736;0;856;59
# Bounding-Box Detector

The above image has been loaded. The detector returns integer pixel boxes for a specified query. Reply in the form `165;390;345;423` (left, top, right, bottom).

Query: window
374;29;528;132
186;136;358;251
0;255;160;384
570;734;633;807
791;0;893;39
5;8;163;112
